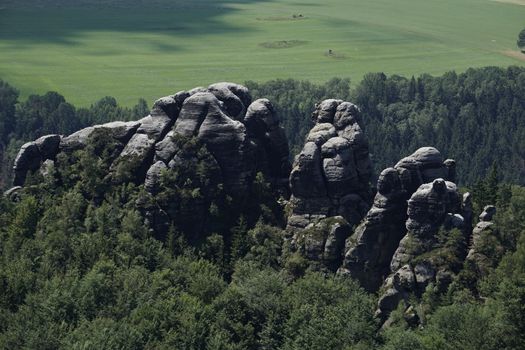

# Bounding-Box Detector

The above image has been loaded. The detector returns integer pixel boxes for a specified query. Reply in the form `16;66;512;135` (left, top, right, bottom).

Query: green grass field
1;0;524;106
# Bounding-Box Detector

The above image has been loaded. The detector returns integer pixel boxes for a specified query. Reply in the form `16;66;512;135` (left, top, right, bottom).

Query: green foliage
284;252;310;278
248;67;525;185
411;228;466;272
472;163;501;214
244;221;284;269
282;273;377;350
0;80;18;142
0;83;148;189
0;145;378;348
518;28;525;51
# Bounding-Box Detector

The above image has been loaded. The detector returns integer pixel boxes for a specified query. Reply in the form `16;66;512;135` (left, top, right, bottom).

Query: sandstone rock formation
11;83;290;196
465;205;502;278
290;216;353;271
13;134;61;186
375;179;470;322
285;99;373;271
339;147;457;291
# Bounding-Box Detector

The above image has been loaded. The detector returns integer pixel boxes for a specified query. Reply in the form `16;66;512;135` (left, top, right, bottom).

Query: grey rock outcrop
4;186;22;201
339;147;458;291
35;134;61;159
465;205;501;277
13;142;42;186
375;179;469;322
285;99;372;271
12;134;62;186
11;82;290;201
478;205;496;222
244;98;291;187
291;216;352;271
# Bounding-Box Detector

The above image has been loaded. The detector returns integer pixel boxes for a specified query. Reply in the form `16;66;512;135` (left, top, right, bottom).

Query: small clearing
259;40;308;49
502;50;525;61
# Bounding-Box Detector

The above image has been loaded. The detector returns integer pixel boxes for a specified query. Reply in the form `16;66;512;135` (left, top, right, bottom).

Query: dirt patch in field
324;50;346;60
259;40;308;49
491;0;525;6
256;15;308;21
501;50;525;61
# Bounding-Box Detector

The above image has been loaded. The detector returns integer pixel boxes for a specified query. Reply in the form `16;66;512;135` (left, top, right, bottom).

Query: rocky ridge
12;82;290;196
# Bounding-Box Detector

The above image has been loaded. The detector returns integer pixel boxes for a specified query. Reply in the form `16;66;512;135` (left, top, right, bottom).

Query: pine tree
485;163;499;205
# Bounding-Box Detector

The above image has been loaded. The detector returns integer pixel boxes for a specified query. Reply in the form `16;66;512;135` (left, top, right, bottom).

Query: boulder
35;134;61;160
173;90;190;105
174;92;220;137
321;137;359;196
13;142;42;186
196;101;254;193
479;205;496;222
136;114;173;141
333;101;361;129
60;126;96;151
60;121;141;151
208;82;252;120
110;131;160;183
244;98;290;182
98;121;141;143
306;123;337;145
145;161;167;194
151;95;181;120
405;179;462;236
290;142;326;199
312;99;342;123
12;83;289;197
155;131;177;163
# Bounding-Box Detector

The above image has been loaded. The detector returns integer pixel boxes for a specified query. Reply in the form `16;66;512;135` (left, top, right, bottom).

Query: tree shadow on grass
0;0;274;51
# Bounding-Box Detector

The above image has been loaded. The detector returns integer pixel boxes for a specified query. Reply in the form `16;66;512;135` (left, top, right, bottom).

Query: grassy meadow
0;0;524;106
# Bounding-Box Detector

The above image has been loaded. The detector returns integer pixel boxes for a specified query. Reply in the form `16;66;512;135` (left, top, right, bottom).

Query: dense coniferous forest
0;67;525;349
247;66;525;185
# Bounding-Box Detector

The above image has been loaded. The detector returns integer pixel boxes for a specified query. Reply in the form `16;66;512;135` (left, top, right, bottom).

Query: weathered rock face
285;99;373;271
375;179;470;322
11;82;291;198
290;216;353;272
12;134;62;186
339;147;457;291
465;205;501;277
